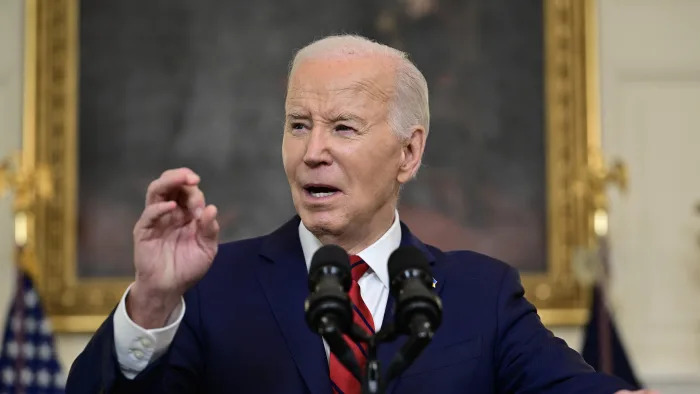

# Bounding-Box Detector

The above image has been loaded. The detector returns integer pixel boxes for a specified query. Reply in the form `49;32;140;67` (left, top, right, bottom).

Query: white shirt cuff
112;283;185;379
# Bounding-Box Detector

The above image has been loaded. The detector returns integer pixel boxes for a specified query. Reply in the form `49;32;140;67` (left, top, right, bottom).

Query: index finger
146;167;200;205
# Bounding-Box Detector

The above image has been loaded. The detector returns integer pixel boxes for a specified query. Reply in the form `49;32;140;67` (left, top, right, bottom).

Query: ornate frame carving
24;0;599;331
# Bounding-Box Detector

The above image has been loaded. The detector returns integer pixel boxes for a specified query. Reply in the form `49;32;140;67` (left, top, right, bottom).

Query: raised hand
127;168;220;328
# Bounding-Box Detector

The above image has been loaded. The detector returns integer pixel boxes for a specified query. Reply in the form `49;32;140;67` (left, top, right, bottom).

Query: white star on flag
0;270;65;393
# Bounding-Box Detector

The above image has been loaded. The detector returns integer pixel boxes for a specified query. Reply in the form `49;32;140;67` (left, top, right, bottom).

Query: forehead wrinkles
286;77;393;115
343;79;392;103
287;55;396;99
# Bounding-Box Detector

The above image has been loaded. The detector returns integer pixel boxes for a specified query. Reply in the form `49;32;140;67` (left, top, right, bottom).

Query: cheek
281;138;299;175
372;141;402;173
352;147;400;192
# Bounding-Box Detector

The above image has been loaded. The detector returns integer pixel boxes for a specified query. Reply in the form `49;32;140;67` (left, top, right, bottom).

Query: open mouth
304;184;340;198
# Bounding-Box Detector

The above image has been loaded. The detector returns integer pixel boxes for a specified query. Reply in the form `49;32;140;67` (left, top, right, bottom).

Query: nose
303;127;333;167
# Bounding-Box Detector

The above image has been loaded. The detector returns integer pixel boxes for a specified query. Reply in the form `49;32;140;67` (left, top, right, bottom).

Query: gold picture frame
23;0;601;332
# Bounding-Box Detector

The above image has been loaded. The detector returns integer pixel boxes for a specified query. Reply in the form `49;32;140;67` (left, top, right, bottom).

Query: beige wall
0;0;25;337
600;0;700;391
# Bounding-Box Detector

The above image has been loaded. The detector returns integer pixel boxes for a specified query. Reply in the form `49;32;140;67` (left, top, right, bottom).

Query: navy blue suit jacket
67;217;631;393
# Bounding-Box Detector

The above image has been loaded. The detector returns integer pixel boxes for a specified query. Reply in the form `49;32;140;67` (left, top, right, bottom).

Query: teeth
311;191;335;198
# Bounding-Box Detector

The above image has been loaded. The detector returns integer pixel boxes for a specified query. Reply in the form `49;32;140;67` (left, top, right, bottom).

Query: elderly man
67;35;652;394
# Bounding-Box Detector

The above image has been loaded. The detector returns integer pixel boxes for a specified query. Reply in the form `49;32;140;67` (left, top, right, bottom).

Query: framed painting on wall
24;0;598;331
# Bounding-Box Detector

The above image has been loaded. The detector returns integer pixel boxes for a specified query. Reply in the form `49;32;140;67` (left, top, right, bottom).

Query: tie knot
349;255;369;282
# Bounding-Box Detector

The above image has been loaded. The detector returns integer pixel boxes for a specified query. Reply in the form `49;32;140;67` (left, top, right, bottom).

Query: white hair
289;35;430;141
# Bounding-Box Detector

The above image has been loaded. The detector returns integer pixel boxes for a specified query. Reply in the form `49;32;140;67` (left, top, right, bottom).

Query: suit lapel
256;217;331;394
255;218;446;394
378;222;446;393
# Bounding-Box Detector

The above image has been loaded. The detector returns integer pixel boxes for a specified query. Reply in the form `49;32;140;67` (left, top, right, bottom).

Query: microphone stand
319;316;363;382
340;320;433;394
383;316;434;384
309;287;434;393
347;324;382;394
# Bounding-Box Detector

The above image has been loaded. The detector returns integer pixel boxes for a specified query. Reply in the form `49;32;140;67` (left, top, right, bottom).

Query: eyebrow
286;111;367;126
327;112;367;126
286;112;311;121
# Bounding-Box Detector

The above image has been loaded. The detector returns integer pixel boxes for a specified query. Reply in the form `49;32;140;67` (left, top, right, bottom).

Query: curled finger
137;200;177;229
146;168;200;206
181;186;206;219
197;204;220;241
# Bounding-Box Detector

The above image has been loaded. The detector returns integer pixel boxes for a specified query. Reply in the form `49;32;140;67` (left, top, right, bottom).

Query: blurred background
73;0;546;277
1;0;699;392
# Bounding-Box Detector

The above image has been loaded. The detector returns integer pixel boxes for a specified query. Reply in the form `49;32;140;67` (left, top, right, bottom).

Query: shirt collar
298;211;401;290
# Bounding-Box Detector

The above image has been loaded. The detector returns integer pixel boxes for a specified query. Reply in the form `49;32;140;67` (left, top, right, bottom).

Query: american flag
0;270;64;394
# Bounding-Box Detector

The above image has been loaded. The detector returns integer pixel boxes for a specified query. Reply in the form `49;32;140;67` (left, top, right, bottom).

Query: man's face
282;56;410;240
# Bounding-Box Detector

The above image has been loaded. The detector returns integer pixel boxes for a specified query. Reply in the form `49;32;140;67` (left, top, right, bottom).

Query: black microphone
304;244;362;381
388;246;442;337
305;244;353;334
384;246;443;383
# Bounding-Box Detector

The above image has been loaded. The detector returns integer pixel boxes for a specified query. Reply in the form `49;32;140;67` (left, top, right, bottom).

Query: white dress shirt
113;211;401;379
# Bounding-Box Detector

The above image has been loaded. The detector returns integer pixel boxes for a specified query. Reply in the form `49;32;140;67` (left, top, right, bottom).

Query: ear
397;126;426;184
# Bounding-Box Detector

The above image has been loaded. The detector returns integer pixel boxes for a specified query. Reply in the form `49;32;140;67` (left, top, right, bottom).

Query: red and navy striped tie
329;255;375;394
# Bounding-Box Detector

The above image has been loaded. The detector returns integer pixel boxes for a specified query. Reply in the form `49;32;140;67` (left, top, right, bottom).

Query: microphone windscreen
309;244;350;276
388;246;430;280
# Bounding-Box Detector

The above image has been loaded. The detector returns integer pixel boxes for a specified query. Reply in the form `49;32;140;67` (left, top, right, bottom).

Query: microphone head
388;246;442;334
308;244;351;291
388;246;432;293
305;244;353;334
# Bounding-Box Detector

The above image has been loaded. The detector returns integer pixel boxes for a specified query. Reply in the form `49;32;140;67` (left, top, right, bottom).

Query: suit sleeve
494;266;634;394
65;286;206;393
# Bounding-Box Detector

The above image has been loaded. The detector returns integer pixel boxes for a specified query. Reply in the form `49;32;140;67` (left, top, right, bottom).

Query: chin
299;209;346;237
